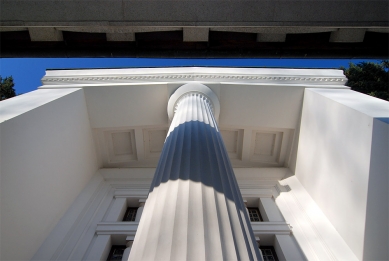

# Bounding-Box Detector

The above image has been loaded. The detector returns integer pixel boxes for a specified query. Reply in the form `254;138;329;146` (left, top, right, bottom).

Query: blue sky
0;58;381;94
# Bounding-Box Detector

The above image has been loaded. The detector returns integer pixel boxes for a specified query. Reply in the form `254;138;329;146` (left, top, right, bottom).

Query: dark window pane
248;208;263;222
107;245;126;261
123;207;138;221
260;246;279;261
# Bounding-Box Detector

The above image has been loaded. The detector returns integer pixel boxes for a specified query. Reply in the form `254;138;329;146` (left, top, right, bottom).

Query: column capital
167;82;220;121
138;198;146;207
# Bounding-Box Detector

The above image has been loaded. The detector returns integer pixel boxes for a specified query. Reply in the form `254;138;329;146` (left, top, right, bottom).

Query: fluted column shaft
129;88;262;261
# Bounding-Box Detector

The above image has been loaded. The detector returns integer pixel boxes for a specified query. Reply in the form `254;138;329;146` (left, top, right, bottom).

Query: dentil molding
42;74;347;84
41;67;347;86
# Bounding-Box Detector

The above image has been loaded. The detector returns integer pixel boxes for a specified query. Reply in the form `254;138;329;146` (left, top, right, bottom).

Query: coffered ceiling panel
105;129;137;163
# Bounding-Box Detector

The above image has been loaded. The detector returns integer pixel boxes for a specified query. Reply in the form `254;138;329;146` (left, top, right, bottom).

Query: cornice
42;74;347;85
41;67;347;88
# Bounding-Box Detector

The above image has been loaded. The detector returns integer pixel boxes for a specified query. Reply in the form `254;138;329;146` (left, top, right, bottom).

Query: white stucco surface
0;89;99;260
363;118;388;261
83;84;169;128
0;88;82;123
295;88;389;260
277;176;358;261
219;84;306;129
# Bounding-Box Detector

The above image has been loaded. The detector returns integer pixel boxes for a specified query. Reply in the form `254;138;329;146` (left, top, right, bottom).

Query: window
260;246;279;261
107;245;126;261
248;207;263;222
123;207;138;221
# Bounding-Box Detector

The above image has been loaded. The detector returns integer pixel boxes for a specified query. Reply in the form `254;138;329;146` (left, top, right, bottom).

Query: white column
129;83;262;261
135;199;146;222
255;237;264;261
259;197;284;222
243;199;250;216
122;237;135;261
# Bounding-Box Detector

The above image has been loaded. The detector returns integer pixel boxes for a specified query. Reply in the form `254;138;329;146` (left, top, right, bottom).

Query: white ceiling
39;67;348;169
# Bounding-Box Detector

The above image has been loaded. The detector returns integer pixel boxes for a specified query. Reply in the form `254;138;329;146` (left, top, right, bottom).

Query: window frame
260;246;279;261
247;207;263;222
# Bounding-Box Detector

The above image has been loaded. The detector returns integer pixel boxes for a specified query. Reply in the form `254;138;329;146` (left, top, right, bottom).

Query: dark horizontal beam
1;1;388;27
1;31;388;58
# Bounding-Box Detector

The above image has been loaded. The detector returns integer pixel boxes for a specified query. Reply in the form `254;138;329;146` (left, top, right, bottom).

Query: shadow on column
129;119;262;261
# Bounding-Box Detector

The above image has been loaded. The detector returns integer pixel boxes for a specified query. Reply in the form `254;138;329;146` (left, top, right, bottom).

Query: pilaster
105;197;127;222
260;197;285;222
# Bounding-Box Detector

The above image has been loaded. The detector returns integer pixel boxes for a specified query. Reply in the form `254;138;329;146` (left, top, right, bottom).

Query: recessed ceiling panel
112;132;133;155
251;130;283;164
105;129;137;163
254;132;275;156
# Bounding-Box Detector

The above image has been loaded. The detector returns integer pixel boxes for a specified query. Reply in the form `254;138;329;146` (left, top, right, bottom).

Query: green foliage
0;76;16;101
341;60;389;101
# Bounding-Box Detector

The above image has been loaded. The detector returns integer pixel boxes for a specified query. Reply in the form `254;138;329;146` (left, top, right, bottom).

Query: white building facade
0;67;388;261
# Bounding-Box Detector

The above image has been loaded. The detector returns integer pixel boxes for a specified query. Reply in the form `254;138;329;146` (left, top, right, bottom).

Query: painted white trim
95;221;292;235
41;67;347;87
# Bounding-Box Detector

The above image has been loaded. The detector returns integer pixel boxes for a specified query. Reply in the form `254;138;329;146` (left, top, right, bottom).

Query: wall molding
42;74;346;85
96;221;292;236
40;67;347;87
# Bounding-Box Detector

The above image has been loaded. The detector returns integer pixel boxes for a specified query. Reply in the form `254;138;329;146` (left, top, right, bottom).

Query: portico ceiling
40;67;348;169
